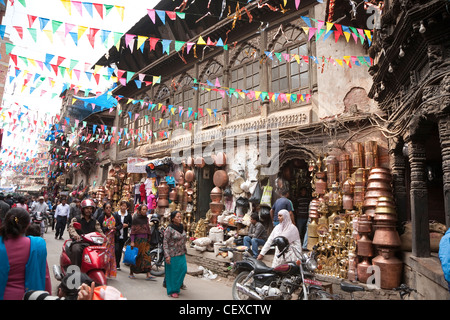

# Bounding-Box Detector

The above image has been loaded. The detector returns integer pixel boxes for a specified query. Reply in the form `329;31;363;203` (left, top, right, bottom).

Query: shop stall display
306;141;403;288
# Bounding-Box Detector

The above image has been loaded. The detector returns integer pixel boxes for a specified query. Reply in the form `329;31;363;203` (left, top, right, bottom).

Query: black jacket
96;212;123;242
115;211;133;242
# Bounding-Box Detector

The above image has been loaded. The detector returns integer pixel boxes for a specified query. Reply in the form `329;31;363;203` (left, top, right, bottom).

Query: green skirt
165;254;187;295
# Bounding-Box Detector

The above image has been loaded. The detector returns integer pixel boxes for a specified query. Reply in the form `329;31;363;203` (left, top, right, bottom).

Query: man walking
55;197;70;240
270;190;295;227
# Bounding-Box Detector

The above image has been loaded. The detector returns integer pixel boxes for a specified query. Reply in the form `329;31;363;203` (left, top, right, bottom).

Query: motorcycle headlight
306;258;318;271
91;236;104;245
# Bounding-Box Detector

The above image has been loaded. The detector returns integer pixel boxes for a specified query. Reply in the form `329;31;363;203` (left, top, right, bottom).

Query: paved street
44;227;233;300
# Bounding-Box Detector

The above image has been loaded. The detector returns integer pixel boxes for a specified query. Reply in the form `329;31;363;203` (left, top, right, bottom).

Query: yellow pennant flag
158;103;162;110
127;98;133;104
326;22;334;33
51;80;56;87
294;54;300;64
67;68;72;79
254;91;261;100
159;118;163;124
43;30;53;43
207;108;212;116
94;64;103;74
197;36;206;45
137;36;147;50
301;27;309;36
60;0;71;15
364;29;372;42
28;58;37;67
335;59;343;66
343;31;351;42
116;6;125;21
239;92;245;99
72;98;77;104
78;26;88;40
21;85;27;92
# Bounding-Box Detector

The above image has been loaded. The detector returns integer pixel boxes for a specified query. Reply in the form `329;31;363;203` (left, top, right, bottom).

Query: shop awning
135;157;173;167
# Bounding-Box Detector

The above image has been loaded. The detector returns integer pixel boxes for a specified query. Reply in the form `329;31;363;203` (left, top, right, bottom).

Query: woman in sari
129;204;155;280
163;211;187;298
98;202;122;279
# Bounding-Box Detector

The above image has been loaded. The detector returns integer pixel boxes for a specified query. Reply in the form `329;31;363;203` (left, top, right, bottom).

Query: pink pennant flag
186;42;194;54
72;1;83;15
295;0;300;9
119;78;126;86
125;34;135;52
215;77;220;87
65;23;75;36
147;9;156;23
139;73;145;81
74;69;81;80
134;113;140;121
308;28;316;41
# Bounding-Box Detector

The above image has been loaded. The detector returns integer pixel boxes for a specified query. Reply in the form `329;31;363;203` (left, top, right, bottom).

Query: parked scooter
232;237;338;300
149;213;165;276
53;222;108;285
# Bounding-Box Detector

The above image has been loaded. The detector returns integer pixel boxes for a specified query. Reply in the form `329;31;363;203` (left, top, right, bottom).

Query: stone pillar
389;145;408;226
438;115;450;228
407;137;430;257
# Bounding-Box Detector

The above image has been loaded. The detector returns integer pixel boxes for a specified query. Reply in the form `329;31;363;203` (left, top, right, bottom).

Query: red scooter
53;222;108;285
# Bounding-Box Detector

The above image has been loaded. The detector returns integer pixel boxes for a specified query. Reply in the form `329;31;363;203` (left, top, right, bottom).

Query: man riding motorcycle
30;196;49;236
67;199;105;267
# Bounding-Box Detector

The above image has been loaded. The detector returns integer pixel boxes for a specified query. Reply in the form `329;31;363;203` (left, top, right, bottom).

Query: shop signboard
127;157;149;173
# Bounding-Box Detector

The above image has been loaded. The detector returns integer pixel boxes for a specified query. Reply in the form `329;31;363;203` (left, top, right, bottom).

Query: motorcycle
232;237;336;300
30;211;49;237
53;222;108;285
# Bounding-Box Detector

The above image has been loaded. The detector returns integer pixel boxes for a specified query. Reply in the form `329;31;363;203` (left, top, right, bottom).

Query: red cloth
139;183;146;203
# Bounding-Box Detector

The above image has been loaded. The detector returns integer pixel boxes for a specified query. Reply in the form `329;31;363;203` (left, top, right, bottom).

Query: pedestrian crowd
0;191;189;300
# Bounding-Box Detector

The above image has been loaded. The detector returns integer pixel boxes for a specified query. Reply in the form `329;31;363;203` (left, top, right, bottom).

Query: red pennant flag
88;28;99;48
93;3;103;19
13;26;23;39
149;37;159;51
10;54;17;66
166;11;176;20
27;14;37;28
51;64;58;75
94;73;100;85
56;56;65;66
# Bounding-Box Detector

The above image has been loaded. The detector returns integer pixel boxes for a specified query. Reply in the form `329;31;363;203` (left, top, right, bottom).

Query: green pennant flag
175;41;185;52
176;12;185;19
104;4;114;16
126;71;135;83
274;52;282;62
52;20;63;33
5;42;15;55
69;59;78;70
27;28;37;42
18;0;26;7
58;66;66;77
113;32;123;48
51;93;57;99
19;56;28;66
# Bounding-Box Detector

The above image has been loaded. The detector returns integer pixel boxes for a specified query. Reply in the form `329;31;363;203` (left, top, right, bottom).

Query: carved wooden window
199;62;223;128
153;85;171;140
119;103;134;150
230;47;261;120
174;75;195;132
269;26;310;112
136;96;152;146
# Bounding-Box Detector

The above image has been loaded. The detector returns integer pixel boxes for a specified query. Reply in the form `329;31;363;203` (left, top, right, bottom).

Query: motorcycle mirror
73;222;82;230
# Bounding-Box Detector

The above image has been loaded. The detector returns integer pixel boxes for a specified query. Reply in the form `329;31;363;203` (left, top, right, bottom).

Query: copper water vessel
372;249;403;289
372;222;401;248
213;170;228;188
364;141;379;169
210;186;223;202
352;142;364;168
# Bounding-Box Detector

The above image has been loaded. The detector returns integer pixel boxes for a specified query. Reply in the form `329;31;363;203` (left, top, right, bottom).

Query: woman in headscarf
257;209;302;267
163;211;187;298
129;204;155;280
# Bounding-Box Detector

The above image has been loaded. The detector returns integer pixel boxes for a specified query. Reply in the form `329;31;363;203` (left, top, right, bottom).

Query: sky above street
1;0;159;172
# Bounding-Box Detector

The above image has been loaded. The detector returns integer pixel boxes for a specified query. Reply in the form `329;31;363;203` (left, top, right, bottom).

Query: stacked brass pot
157;179;169;214
210;168;227;225
372;196;403;289
356;214;374;283
364;168;392;218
